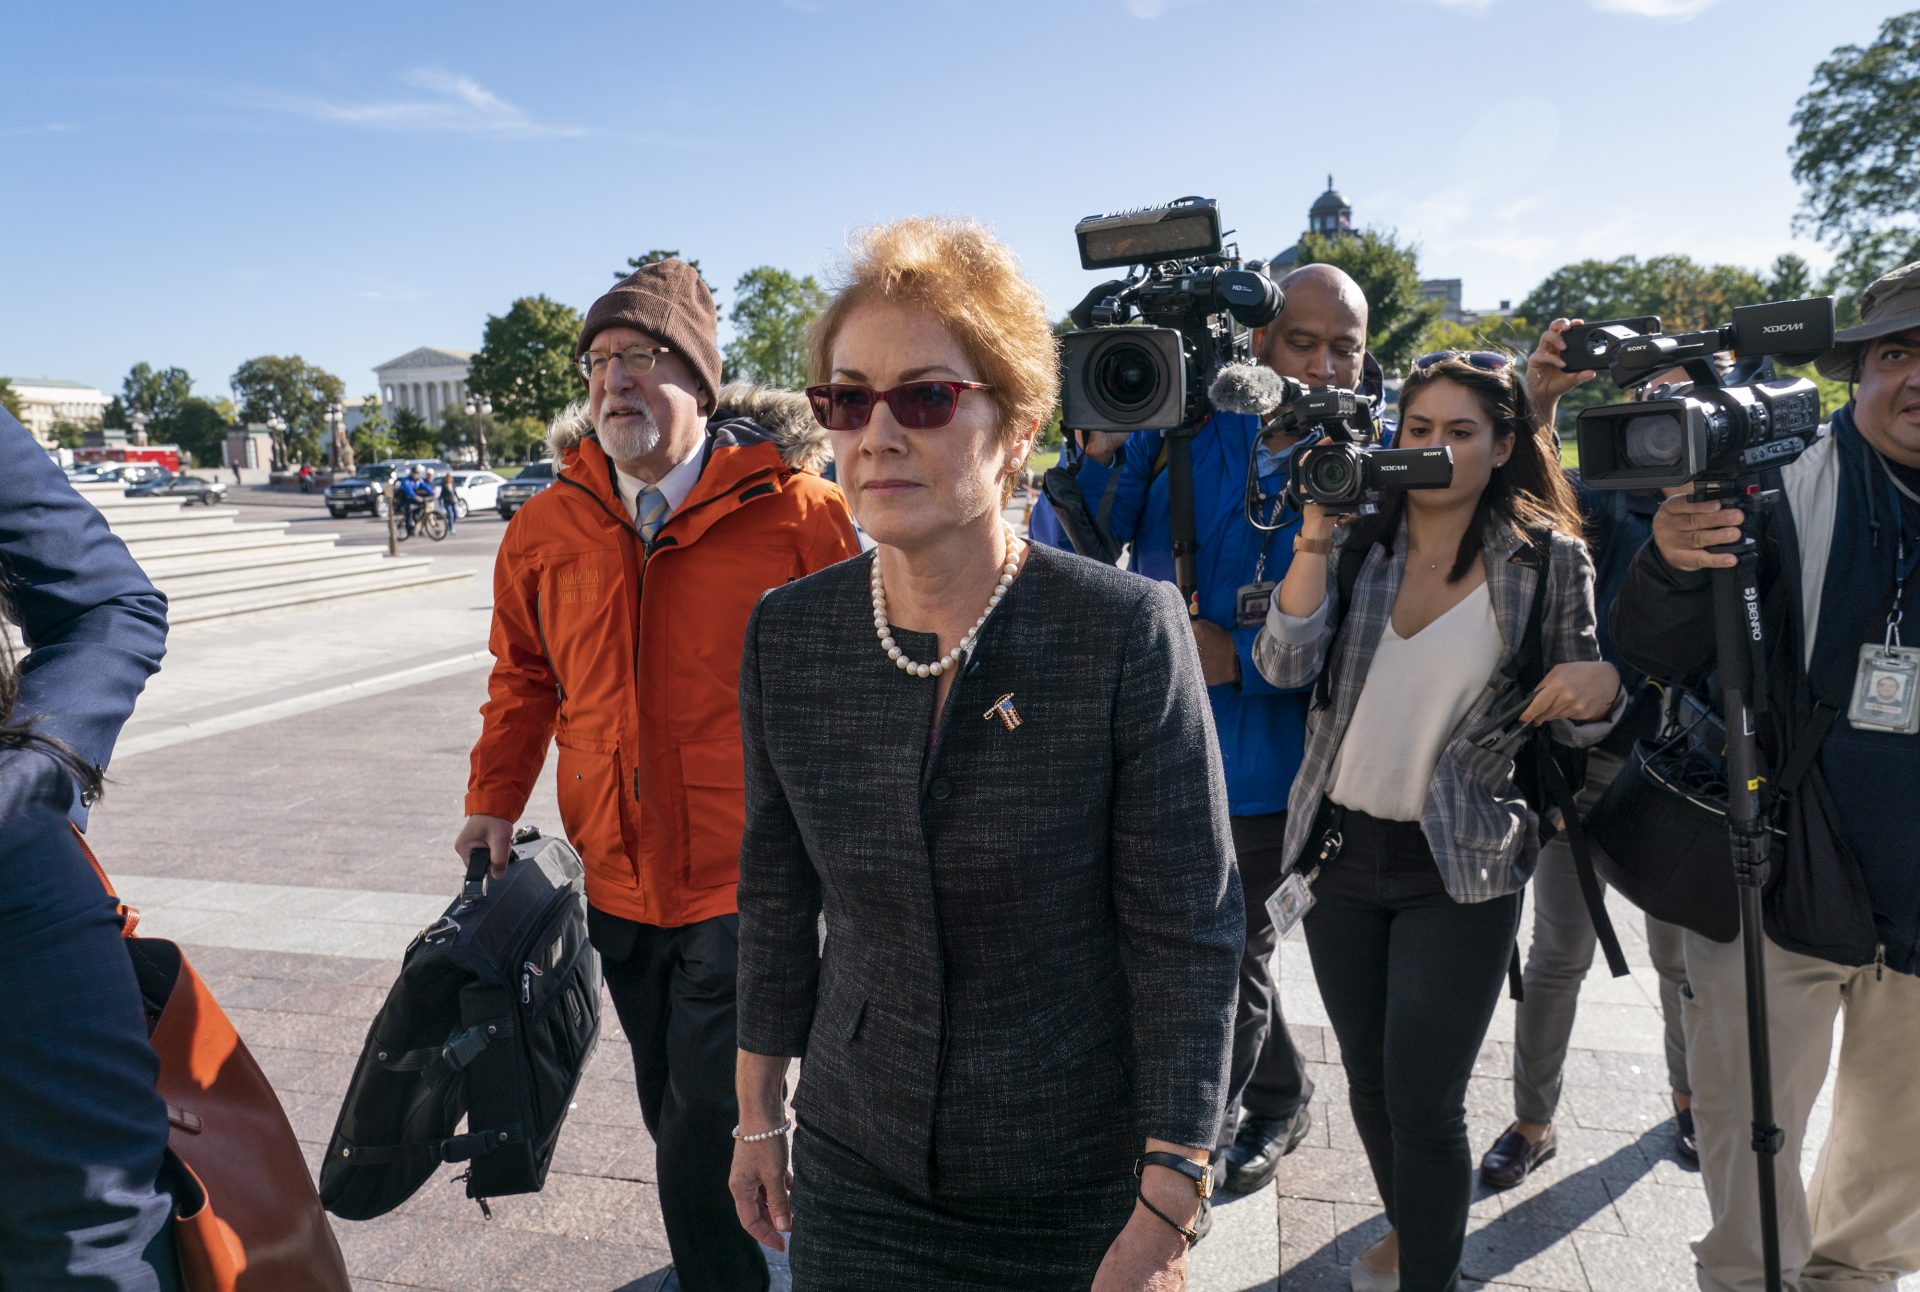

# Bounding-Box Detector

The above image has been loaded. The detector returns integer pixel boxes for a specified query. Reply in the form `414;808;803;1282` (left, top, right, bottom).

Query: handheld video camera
1573;298;1834;490
1060;198;1284;434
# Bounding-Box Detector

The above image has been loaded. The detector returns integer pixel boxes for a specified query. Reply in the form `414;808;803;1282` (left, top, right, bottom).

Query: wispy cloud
212;66;582;138
1423;0;1496;13
1590;0;1719;19
1122;0;1202;18
360;277;424;303
0;121;77;138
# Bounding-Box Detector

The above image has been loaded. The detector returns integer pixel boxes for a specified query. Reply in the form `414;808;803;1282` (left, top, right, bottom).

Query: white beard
597;404;661;462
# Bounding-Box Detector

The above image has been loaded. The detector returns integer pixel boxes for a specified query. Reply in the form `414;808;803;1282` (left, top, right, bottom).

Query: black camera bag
320;829;602;1220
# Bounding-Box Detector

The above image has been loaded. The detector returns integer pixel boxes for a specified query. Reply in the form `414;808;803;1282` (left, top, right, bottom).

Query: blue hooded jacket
1055;409;1309;816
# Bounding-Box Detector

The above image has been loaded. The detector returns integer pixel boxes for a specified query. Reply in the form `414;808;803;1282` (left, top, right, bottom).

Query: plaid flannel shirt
1253;518;1624;902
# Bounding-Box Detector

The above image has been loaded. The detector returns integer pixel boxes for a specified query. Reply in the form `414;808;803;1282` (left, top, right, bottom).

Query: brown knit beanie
577;260;722;408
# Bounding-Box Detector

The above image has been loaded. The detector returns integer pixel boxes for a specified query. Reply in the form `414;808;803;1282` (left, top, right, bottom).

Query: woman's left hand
1519;661;1621;725
1091;1205;1189;1291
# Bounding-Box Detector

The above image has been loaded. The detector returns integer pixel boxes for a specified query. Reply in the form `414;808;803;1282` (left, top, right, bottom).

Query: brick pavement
79;521;1888;1292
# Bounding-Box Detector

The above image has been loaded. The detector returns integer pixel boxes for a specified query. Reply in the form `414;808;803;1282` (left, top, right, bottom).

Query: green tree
230;355;345;468
1520;254;1770;333
390;407;435;458
47;419;88;449
1767;253;1817;301
1294;227;1442;372
440;406;500;465
102;395;129;429
168;397;231;467
468;295;584;427
122;363;194;426
0;378;21;420
1791;11;1920;303
722;266;827;389
494;415;548;463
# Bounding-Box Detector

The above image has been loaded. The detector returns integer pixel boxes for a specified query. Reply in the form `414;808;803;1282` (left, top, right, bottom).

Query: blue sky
1;0;1906;405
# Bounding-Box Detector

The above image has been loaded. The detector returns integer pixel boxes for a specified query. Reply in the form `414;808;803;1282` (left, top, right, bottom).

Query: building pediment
375;346;475;373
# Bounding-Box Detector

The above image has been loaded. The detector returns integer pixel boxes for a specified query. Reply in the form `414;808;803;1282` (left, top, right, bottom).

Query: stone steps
80;484;469;622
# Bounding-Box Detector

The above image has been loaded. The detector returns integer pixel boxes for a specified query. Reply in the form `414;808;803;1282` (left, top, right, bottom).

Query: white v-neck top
1327;581;1502;823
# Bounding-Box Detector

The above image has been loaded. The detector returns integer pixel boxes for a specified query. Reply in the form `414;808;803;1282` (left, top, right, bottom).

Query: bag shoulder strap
1312;535;1376;711
69;823;139;937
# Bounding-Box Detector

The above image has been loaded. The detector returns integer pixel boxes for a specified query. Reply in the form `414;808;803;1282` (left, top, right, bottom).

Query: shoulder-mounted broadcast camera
1061;197;1284;434
1572;297;1834;490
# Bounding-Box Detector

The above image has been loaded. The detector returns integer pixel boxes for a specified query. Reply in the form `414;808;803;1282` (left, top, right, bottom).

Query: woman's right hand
1298;501;1337;543
729;1135;794;1253
1526;318;1599;426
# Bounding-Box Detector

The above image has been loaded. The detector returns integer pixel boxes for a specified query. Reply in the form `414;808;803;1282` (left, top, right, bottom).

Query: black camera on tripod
1060;197;1284;433
1573;298;1835;490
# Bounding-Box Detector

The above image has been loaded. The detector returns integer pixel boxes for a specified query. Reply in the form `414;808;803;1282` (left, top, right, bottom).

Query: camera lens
1303;446;1358;503
1093;341;1164;415
1623;413;1686;469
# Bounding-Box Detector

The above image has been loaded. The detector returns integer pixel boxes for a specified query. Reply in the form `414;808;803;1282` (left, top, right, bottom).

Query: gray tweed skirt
788;1124;1137;1291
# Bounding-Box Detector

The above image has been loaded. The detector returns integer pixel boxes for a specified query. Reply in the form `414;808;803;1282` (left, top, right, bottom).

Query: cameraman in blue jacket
1061;263;1370;1192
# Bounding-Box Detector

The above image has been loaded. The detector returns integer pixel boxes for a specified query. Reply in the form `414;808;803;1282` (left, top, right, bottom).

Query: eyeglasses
805;380;993;431
1412;350;1513;372
578;345;674;383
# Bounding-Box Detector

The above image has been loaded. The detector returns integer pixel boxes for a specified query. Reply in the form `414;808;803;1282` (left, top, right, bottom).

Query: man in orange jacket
456;259;858;1292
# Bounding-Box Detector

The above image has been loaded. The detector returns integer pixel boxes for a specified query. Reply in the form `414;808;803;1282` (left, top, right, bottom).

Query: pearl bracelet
731;1120;793;1143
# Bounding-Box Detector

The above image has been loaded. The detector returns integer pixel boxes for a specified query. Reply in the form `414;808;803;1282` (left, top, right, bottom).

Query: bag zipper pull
1875;944;1886;981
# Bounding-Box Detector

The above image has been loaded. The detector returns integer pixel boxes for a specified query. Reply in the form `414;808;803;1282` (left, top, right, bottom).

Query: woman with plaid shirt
1252;353;1624;1292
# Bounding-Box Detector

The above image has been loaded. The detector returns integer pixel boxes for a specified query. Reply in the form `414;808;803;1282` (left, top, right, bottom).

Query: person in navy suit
0;409;175;1289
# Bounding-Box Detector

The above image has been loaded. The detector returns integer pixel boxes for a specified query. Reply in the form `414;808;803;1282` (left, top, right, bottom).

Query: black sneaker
1221;1106;1312;1193
1675;1108;1699;1166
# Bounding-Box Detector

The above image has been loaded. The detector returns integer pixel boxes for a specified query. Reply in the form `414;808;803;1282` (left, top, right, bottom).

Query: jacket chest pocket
539;553;629;696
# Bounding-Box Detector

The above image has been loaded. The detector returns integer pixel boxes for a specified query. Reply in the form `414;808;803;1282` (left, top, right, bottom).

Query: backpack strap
1516;527;1630;979
1312;535;1376;712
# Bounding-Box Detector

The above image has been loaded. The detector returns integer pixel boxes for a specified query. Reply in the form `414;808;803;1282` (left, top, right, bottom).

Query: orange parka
466;387;859;926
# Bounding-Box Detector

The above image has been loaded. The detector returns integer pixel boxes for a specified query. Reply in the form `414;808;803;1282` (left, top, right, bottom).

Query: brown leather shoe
1478;1122;1557;1189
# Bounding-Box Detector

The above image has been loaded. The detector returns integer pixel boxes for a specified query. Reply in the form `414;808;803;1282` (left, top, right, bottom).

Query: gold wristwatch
1293;533;1334;555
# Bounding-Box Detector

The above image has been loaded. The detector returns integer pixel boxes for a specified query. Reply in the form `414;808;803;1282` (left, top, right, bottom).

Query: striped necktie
635;483;668;544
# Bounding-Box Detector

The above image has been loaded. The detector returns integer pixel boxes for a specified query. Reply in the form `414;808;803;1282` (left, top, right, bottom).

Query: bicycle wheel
422;509;449;541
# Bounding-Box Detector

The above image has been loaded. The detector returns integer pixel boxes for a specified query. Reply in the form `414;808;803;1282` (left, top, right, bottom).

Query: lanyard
1251;483;1296;584
1875;453;1920;649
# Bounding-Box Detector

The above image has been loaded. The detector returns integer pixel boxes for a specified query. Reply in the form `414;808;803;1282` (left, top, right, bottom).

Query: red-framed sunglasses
805;380;993;431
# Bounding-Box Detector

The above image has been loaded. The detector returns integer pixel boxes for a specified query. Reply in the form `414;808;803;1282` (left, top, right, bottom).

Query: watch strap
1135;1150;1212;1199
1294;533;1334;555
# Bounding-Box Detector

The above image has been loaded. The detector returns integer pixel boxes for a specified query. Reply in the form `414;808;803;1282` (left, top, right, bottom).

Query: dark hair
0;596;104;803
1352;353;1584;581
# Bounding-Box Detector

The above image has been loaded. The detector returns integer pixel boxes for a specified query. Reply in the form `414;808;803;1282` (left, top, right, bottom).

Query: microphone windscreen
1209;362;1297;417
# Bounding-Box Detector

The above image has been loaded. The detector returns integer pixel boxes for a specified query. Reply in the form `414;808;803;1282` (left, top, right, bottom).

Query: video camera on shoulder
1060;197;1284;434
1573;298;1834;490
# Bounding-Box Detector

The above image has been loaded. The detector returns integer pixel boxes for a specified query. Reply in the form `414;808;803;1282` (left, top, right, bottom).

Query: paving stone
1493;1168;1627;1237
1275;1144;1382;1207
384;1220;671;1290
549;1117;650;1177
1563;1084;1683;1136
1606;1179;1712;1244
1572;1229;1699;1292
329;1210;440;1282
1462;1217;1592;1291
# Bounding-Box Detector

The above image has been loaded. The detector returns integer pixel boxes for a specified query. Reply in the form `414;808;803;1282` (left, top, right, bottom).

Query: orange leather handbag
77;830;352;1291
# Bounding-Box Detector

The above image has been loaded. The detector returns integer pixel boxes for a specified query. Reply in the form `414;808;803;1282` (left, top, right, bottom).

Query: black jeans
591;909;768;1292
1302;806;1520;1292
1219;812;1315;1153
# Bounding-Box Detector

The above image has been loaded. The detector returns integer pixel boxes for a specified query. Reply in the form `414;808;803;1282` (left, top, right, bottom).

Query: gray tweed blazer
735;542;1242;1202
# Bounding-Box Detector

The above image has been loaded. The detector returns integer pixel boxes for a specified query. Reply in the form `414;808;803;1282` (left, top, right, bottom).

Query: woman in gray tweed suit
726;217;1243;1291
1253;354;1623;1292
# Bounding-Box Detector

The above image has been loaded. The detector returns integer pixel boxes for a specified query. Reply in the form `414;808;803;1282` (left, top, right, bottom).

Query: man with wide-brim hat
1609;257;1920;1292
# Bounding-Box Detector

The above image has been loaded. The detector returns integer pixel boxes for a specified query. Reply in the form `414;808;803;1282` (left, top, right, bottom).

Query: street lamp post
465;393;491;469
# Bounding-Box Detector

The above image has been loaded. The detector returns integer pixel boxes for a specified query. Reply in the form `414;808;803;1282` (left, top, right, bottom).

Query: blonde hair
809;217;1058;488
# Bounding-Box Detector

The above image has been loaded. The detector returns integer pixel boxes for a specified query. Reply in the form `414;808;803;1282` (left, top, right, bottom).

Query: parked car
324;458;451;519
495;461;556;520
127;474;229;506
70;462;169;486
446;470;507;518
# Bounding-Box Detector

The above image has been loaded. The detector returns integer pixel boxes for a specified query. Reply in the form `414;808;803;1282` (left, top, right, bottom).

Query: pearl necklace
871;526;1024;679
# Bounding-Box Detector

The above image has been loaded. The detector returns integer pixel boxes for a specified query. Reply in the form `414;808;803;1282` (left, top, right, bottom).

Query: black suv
325;459;450;518
495;460;557;520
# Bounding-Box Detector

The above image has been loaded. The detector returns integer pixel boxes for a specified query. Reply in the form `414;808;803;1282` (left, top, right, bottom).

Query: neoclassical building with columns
374;347;482;425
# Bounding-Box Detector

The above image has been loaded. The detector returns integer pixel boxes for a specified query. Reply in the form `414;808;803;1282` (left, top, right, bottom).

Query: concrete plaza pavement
80;496;1878;1290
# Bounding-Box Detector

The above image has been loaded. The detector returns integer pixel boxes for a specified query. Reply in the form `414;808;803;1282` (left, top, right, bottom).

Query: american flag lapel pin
983;692;1022;732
